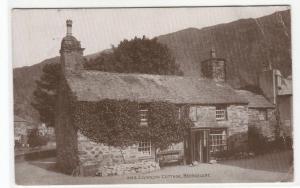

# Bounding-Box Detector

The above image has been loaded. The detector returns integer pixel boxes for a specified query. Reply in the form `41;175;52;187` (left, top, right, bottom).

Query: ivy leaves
74;100;193;150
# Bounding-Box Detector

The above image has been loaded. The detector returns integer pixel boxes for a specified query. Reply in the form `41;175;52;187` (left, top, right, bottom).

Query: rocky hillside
13;10;291;123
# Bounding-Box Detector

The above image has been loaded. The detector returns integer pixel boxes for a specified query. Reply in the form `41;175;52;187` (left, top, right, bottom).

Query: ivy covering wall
73;100;193;150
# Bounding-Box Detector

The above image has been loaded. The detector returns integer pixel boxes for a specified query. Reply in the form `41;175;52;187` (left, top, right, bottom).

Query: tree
85;36;183;75
31;63;61;127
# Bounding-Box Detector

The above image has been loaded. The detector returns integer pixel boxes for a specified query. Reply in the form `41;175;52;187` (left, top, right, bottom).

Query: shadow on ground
220;150;293;173
28;157;61;174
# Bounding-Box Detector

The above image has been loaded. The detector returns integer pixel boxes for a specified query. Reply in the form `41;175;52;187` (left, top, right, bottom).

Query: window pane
209;129;227;155
138;141;151;156
216;106;227;121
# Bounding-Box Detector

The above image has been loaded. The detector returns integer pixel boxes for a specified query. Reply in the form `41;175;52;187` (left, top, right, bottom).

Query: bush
27;128;48;147
248;127;269;154
247;126;288;154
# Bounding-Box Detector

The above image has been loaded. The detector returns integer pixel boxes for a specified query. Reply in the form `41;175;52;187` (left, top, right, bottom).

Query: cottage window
216;106;227;121
190;106;197;122
209;129;227;154
138;141;151;156
139;106;148;127
177;106;181;120
258;109;268;121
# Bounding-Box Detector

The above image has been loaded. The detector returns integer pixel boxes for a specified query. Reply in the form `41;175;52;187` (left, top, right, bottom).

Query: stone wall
190;105;249;151
217;105;249;151
248;108;276;141
77;132;158;176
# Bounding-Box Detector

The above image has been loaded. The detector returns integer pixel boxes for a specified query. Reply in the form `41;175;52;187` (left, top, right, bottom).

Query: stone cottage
55;20;277;176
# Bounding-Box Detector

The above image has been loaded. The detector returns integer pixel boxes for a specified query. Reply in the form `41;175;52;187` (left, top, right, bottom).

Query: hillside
13;10;291;123
157;10;291;88
13;57;60;123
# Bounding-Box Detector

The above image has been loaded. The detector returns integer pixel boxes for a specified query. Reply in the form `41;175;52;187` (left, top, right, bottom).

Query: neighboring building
236;90;276;141
277;75;293;138
259;69;293;138
37;123;55;137
55;20;279;176
14;116;35;147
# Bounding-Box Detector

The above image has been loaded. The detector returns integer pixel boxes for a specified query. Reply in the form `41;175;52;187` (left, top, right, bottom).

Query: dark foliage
146;102;193;150
248;127;269;154
27;128;48;147
31;62;61;127
248;126;289;154
84;36;183;75
74;100;192;150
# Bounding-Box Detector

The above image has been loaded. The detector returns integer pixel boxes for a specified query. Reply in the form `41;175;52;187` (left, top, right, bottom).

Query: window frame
209;129;227;154
177;106;182;120
216;105;227;121
189;106;198;122
139;104;149;127
138;140;152;156
258;109;268;121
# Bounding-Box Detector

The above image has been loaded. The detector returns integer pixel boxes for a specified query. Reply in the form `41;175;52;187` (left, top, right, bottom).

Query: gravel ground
14;150;293;185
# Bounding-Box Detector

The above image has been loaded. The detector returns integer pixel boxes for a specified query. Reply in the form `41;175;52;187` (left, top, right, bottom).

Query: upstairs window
190;106;198;122
139;105;148;127
216;106;227;121
177;106;182;120
258;109;268;121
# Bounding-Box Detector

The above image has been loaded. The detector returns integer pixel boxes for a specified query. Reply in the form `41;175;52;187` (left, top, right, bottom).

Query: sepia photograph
12;5;293;185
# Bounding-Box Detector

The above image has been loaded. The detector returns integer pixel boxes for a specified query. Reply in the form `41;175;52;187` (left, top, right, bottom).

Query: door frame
184;127;210;164
184;126;228;164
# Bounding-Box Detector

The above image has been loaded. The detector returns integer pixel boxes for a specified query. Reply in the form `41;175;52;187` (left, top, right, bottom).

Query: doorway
185;129;210;163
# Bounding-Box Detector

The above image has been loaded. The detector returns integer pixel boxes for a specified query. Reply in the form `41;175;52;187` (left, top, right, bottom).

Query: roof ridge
82;70;210;80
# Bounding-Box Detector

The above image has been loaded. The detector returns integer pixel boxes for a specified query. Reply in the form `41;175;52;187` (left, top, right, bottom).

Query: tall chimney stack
66;19;72;36
201;48;226;82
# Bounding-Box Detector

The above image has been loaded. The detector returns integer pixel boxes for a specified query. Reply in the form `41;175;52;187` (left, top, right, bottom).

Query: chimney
60;20;85;75
66;19;72;36
201;48;226;82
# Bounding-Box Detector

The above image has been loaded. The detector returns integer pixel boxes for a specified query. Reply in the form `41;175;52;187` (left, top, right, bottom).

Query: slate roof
235;90;275;108
66;71;248;105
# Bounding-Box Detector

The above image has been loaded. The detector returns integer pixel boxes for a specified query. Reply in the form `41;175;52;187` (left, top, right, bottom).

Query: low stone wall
96;161;160;176
77;132;156;176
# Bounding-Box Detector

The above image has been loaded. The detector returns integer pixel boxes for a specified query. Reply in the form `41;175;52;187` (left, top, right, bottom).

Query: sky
12;6;289;68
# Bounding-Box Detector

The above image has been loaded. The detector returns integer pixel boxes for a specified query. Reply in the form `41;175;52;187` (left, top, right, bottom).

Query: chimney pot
66;19;72;36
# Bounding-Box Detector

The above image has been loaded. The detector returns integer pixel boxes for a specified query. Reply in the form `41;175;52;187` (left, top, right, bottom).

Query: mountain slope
13;57;60;123
157;10;291;88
